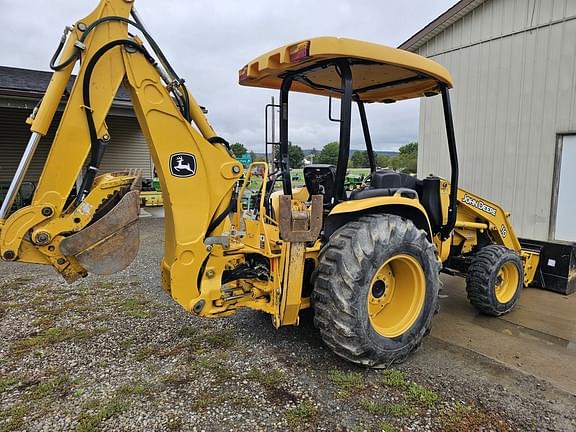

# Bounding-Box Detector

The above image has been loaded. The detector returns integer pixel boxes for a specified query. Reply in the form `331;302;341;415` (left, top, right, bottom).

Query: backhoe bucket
60;183;141;275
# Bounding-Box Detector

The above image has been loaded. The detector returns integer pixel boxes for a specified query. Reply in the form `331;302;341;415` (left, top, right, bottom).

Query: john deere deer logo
169;153;196;177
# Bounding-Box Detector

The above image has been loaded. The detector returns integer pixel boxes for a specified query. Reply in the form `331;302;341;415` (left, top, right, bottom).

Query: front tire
311;214;440;367
466;245;523;316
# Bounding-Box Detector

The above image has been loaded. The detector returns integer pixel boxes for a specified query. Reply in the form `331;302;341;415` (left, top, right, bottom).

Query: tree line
230;141;418;174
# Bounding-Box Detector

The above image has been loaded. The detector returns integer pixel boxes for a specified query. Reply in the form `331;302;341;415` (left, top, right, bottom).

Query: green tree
350;150;370;168
377;154;391;168
399;142;418;157
391;142;418;173
231;142;247;158
273;143;305;168
288;144;305;168
316;142;339;165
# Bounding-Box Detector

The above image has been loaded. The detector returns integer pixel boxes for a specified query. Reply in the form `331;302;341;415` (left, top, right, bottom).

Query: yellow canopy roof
239;37;453;102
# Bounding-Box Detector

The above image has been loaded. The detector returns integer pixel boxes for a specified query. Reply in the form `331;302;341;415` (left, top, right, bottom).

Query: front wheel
466;245;523;316
311;214;440;367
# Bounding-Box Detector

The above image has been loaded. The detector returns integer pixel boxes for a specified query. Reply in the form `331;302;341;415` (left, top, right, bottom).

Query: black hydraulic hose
50;15;191;121
49;28;78;71
206;201;233;238
75;39;154;204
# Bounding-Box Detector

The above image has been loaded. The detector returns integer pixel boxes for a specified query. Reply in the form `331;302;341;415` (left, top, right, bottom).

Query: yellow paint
495;261;520;304
239;37;453;102
368;254;426;338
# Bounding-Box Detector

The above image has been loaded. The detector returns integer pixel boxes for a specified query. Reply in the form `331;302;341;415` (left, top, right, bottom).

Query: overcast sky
0;0;457;152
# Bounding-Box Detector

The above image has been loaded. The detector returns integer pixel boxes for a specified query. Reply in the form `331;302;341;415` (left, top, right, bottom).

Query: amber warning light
288;41;310;63
239;65;248;83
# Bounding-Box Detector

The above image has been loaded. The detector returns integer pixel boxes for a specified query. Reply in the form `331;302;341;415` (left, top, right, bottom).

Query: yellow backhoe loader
0;0;560;367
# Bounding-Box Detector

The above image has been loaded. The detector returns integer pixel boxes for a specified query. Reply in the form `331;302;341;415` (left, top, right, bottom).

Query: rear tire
465;245;523;316
311;214;440;367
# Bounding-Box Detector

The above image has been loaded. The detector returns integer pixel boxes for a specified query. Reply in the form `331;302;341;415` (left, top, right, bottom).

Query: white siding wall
417;0;576;240
0;107;152;184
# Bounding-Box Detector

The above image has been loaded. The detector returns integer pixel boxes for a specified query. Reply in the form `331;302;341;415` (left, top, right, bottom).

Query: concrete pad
432;275;576;395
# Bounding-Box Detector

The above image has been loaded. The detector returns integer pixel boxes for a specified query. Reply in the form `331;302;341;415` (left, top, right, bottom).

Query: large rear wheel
311;214;440;367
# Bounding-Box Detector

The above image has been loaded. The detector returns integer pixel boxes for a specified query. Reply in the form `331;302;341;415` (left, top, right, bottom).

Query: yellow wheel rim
495;262;519;304
367;254;426;338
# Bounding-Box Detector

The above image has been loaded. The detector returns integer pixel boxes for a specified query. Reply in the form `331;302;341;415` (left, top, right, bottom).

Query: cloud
0;0;457;151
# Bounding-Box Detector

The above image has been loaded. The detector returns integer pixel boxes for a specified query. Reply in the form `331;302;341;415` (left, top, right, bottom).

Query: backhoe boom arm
0;0;243;311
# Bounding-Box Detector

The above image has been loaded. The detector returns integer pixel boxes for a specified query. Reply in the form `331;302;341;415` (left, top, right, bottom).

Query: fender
324;196;433;240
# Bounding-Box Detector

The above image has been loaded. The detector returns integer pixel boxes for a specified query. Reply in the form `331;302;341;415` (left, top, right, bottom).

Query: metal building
400;0;576;242
0;66;153;203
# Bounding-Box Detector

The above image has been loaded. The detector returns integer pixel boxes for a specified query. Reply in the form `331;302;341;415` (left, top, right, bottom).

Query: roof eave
398;0;487;52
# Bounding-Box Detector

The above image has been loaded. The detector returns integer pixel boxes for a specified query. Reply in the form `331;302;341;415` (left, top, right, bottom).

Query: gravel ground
1;217;575;432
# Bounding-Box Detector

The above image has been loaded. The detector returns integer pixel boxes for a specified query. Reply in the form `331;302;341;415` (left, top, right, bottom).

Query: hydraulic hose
76;39;154;204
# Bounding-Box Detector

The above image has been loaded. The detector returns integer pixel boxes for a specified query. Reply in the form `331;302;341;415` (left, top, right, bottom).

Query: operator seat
349;169;419;200
349;170;443;235
303;164;337;206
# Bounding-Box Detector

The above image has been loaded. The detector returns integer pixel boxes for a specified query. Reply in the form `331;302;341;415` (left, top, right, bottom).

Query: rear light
289;41;310;63
239;65;248;82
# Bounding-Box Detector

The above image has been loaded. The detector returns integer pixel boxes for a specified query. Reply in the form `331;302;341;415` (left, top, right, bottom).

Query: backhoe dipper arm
0;0;243;311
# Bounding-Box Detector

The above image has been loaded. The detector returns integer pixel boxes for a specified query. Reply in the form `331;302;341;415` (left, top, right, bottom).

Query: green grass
406;383;439;407
378;421;400;432
381;369;407;388
76;397;130;432
286;400;317;426
11;326;106;354
116;382;148;398
134;346;160;361
440;403;510;432
120;296;151;318
75;381;153;432
191;394;227;410
25;375;71;401
0;377;19;395
176;326;197;338
0;403;27;432
204;328;236;349
245;368;285;387
328;369;365;398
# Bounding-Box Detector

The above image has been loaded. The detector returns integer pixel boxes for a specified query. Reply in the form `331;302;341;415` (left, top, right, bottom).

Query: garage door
554;135;576;242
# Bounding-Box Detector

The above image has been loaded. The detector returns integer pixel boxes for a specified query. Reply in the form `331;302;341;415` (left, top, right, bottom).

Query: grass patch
0;403;27;432
286;400;317;427
119;336;137;349
31;316;55;329
204;329;236;349
11;326;107;355
440;403;510;432
245;368;285;387
192;394;226;410
328;369;365;397
94;282;114;290
76;397;130;432
0;276;34;291
161;371;192;387
407;383;439;407
116;382;149;398
177;326;197;338
190;357;233;383
378;421;400;432
120;296;151;318
135;346;160;361
25;375;71;401
359;400;416;417
0;377;19;395
381;369;407;388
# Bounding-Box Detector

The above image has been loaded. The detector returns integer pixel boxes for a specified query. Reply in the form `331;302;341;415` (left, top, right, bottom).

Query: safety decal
170;153;196;177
